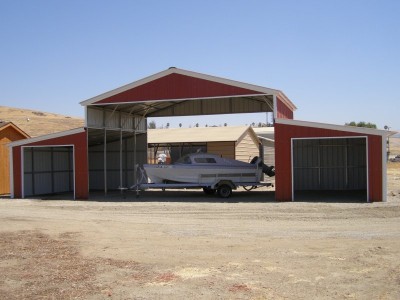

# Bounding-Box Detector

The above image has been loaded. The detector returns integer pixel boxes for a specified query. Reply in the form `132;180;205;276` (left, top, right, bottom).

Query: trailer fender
211;180;235;198
211;180;236;190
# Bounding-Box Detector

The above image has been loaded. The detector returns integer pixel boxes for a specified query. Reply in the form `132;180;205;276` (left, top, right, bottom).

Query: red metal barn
8;67;394;202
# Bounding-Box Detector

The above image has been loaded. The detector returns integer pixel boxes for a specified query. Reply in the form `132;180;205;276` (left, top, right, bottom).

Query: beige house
147;126;261;164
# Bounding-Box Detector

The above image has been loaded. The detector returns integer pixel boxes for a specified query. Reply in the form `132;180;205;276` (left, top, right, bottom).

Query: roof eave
8;127;85;148
275;118;396;137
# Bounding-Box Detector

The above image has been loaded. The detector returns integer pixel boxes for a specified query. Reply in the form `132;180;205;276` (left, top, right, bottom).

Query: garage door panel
324;147;344;167
23;146;74;197
348;167;367;189
348;144;366;166
24;174;33;196
293;138;367;193
24;149;32;172
53;150;70;170
34;150;52;172
54;172;71;192
320;168;346;190
293;140;318;168
34;173;52;194
294;168;319;190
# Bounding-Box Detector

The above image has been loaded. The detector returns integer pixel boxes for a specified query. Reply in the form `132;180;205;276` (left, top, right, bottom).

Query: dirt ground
1;164;400;299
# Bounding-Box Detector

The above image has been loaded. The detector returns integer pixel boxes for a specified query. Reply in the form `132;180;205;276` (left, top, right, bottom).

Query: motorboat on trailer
143;153;275;184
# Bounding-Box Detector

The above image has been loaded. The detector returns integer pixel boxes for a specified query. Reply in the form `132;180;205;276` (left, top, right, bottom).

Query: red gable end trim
94;73;264;104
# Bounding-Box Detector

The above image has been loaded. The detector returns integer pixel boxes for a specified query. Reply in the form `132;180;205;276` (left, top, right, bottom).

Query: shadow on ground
14;188;370;204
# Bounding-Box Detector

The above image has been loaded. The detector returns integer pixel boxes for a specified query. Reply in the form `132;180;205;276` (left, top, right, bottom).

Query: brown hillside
0;106;84;137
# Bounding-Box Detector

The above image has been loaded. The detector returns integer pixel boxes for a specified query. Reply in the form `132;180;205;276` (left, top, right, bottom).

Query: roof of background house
0;120;30;138
0;121;9;128
148;126;259;144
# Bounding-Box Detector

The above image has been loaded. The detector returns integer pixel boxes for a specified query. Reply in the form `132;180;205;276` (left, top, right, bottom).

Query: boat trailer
126;166;274;198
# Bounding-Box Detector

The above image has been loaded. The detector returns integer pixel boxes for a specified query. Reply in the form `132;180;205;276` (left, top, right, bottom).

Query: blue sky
1;0;399;130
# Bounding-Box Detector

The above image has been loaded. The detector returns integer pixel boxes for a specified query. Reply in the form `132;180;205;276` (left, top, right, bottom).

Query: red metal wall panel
276;96;294;119
275;123;383;202
12;131;88;199
367;135;383;202
95;73;264;104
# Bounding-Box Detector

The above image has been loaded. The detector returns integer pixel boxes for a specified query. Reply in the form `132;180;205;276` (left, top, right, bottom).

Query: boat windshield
194;157;217;163
175;155;219;164
175;155;192;164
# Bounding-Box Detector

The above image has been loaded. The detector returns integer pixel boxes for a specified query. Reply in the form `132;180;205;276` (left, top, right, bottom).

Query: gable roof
148;126;259;144
0;121;30;138
80;67;296;111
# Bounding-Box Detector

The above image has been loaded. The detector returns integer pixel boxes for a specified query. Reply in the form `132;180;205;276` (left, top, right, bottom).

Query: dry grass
0;106;83;137
390;137;400;156
0;230;164;299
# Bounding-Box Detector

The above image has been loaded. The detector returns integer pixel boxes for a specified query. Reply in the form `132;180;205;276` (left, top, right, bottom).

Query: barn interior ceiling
88;94;274;118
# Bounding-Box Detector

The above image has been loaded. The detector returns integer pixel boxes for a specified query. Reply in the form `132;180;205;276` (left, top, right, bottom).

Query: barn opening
81;65;296;197
22;146;74;198
87;128;147;193
292;137;367;202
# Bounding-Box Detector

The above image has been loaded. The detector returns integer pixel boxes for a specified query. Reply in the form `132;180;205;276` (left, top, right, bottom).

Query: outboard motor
250;156;275;177
262;164;275;177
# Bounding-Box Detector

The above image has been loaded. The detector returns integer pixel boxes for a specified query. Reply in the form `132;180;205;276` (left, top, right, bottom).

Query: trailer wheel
203;188;216;195
217;184;232;198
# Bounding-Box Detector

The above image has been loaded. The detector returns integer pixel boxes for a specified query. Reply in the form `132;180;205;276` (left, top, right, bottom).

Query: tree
166;123;170;128
195;123;199;127
179;123;182;128
345;121;377;129
148;120;156;129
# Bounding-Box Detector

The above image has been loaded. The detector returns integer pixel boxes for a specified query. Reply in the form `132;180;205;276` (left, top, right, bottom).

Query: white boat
143;153;271;184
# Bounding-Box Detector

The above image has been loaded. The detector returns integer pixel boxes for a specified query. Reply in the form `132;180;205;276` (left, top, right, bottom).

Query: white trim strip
276;118;396;137
72;145;76;200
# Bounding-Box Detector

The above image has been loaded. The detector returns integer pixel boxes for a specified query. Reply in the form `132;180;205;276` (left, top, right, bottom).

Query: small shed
0;121;29;195
147;126;261;163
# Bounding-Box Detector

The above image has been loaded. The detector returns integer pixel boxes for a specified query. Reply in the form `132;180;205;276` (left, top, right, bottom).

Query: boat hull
143;164;262;184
